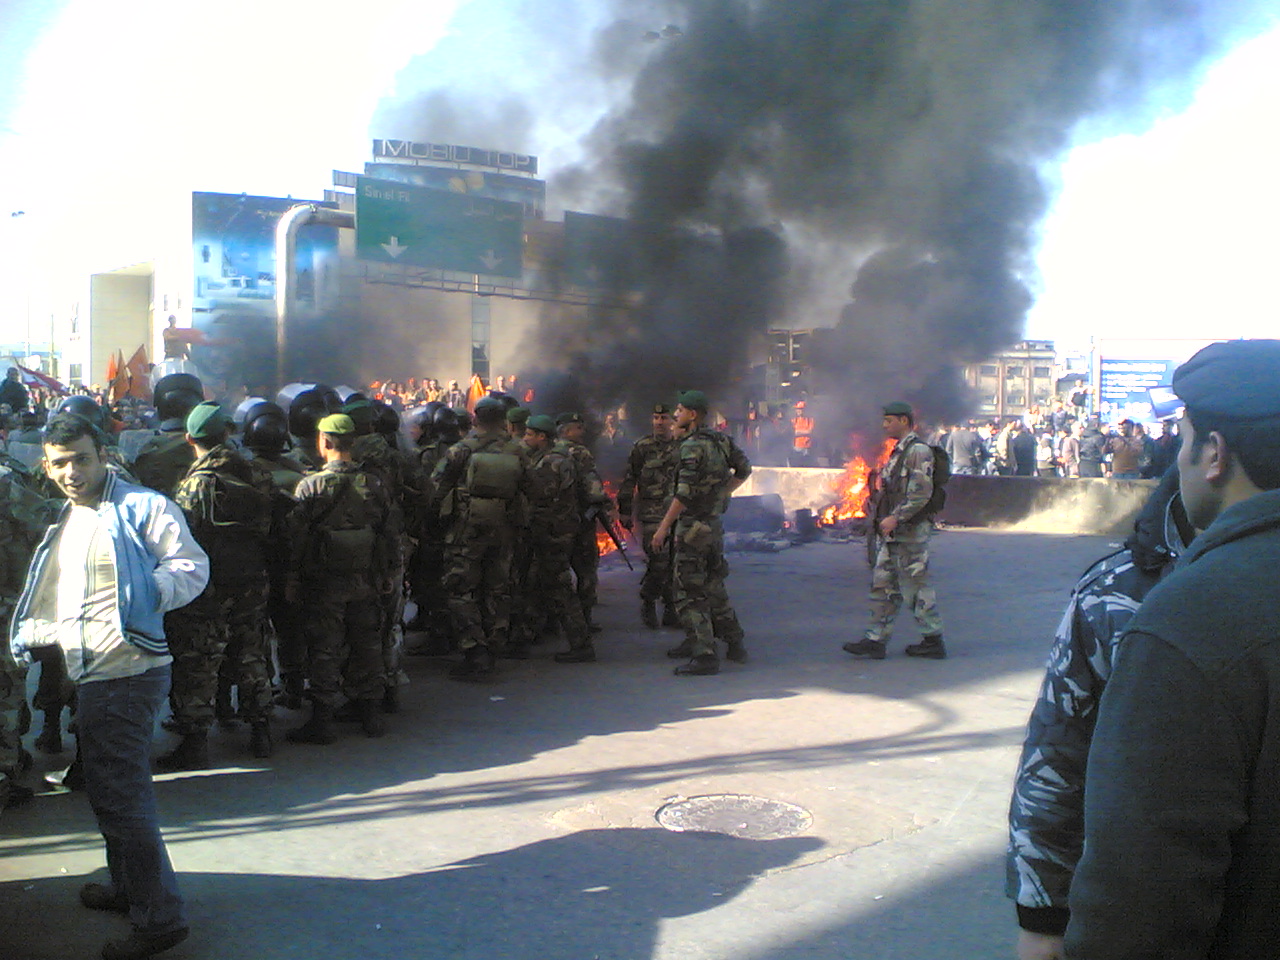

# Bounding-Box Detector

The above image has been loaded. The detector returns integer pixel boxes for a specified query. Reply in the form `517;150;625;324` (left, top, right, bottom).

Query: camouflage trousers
166;578;273;731
673;517;744;659
0;642;30;781
408;536;450;636
507;530;531;644
518;534;590;650
300;583;385;709
269;562;304;682
381;556;408;689
444;521;514;651
639;520;675;605
570;522;599;621
866;537;944;643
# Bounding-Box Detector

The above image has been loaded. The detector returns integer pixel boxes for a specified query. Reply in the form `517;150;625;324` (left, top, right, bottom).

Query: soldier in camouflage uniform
159;403;276;769
555;412;613;631
652;391;751;676
345;399;420;712
406;406;462;648
843;402;946;660
1005;469;1190;959
0;452;58;809
431;397;530;680
516;415;594;662
618;403;680;629
286;414;399;742
130;373;203;497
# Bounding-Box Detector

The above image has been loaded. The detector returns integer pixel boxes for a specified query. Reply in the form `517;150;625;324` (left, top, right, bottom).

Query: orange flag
109;349;130;403
465;374;486;413
125;344;151;401
105;352;118;384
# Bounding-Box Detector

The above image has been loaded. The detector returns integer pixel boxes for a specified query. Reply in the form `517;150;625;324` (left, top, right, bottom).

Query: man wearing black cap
1066;340;1280;960
618;403;680;628
131;373;204;496
843;401;946;661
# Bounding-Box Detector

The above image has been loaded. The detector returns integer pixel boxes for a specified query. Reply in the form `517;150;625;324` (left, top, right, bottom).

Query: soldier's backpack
132;431;195;497
463;439;522;525
313;475;381;574
189;465;274;581
906;439;951;520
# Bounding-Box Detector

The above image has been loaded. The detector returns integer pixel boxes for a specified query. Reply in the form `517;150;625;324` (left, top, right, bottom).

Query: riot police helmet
433;405;462;444
372;400;400;439
153;373;205;423
57;394;108;431
277;382;341;441
237;400;291;455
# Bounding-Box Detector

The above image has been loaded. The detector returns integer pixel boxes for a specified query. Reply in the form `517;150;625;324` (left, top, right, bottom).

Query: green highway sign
355;176;524;278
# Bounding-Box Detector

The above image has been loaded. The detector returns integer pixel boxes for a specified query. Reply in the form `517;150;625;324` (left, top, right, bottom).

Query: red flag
109;349;130;403
465;374;486;414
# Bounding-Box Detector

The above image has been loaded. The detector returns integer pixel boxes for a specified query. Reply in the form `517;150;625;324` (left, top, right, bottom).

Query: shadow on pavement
1;828;824;960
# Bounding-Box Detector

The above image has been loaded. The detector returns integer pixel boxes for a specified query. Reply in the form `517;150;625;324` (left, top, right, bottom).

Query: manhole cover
655;794;813;840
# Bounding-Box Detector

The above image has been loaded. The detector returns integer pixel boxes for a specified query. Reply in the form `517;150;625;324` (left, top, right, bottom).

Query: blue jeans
77;664;186;933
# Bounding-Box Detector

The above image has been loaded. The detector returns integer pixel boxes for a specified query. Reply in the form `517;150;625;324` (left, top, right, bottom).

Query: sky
0;0;1277;359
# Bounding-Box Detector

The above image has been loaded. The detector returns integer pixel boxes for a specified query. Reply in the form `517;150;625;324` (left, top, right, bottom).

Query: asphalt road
0;527;1116;960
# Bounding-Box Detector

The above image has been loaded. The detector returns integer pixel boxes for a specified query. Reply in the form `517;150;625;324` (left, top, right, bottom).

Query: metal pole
274;204;354;390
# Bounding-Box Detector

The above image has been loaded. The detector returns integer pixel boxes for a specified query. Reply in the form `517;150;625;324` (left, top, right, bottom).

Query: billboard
1097;358;1179;423
191;192;339;393
563;211;644;291
364;161;545;219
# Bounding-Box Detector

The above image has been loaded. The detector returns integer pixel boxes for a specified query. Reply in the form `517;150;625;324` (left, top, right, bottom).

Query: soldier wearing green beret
652;391;752;676
430;397;531;679
514;415;594;661
618;403;680;629
844;401;946;661
555;412;614;632
285;413;401;741
158;403;277;769
506;407;530;442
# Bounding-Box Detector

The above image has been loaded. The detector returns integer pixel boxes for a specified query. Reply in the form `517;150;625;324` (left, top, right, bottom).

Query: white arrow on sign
381;236;408;258
479;249;503;271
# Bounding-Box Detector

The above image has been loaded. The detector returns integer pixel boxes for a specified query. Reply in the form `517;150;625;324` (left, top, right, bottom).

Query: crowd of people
0;369;752;958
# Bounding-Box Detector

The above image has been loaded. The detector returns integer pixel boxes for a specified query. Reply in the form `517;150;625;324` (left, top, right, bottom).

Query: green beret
317;413;355;435
506;407;531;424
676;391;708;413
341;398;375;430
652;403;672;415
883;401;914;417
186;402;230;440
526;414;557;435
1173;339;1280;421
556;412;584;426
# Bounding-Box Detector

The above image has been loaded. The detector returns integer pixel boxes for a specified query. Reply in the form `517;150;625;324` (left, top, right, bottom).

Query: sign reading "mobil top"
372;139;538;176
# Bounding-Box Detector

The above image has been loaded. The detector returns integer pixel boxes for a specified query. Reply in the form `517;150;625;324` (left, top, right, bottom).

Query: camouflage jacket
131;428;195;497
553;439;611;519
617;434;678;524
174;444;274;585
286;459;400;591
353;432;427;537
673;428;752;522
0;454;60;627
431;430;530;530
874;432;934;538
1005;548;1164;930
526;445;581;543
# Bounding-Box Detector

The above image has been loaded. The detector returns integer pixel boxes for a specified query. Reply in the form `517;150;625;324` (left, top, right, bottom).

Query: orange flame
597;479;619;556
819;438;896;524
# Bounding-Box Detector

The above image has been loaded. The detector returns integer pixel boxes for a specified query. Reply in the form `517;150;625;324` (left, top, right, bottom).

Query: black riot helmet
372;400;400;440
276;383;341;444
153;373;204;425
57;395;108;431
235;399;291;456
489;391;519;412
404;403;440;447
433;405;462;445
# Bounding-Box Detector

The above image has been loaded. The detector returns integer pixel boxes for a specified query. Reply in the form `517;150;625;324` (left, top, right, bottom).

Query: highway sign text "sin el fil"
355;176;524;278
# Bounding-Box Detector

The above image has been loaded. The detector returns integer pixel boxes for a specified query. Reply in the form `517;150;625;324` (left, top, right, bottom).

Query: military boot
673;654;720;677
35;710;63;754
273;673;305;710
554;646;597;663
725;640;749;664
905;635;948;659
449;646;496;681
286;703;337;745
641;601;659;629
155;731;210;772
249;720;273;759
215;677;238;729
666;639;694;659
382;685;400;714
842;638;887;660
357;700;386;738
662;604;680;627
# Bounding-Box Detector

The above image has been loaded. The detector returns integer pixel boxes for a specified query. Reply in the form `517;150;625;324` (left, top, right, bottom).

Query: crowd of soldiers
0;372;752;804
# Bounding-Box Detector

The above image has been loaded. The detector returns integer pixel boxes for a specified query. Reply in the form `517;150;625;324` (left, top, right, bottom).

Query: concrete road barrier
735;467;1156;536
